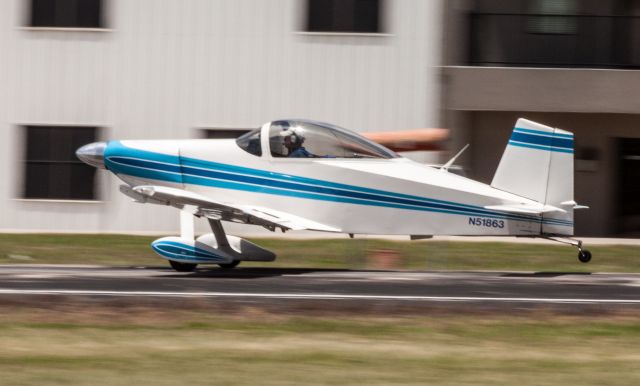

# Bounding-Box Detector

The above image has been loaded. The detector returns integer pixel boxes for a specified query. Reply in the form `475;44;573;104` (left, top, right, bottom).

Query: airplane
76;118;590;272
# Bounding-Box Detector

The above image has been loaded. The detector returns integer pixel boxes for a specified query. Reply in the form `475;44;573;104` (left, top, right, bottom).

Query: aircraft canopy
237;119;398;159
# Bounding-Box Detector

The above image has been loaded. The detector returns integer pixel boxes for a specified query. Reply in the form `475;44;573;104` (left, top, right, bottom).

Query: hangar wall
441;0;640;236
0;0;443;233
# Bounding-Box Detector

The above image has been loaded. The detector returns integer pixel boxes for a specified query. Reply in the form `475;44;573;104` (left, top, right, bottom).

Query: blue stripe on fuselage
104;141;573;227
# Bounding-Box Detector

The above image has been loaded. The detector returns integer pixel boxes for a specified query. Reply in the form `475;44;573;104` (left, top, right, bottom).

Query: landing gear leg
545;236;592;263
169;210;198;271
208;218;240;269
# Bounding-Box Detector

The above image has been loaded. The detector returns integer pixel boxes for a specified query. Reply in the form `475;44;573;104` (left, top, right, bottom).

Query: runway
1;265;640;308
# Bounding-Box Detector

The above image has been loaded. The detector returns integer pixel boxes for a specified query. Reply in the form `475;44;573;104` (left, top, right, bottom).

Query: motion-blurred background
1;0;638;237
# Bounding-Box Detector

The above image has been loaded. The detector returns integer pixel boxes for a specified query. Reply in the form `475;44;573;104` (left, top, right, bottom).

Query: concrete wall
0;0;444;233
445;67;640;114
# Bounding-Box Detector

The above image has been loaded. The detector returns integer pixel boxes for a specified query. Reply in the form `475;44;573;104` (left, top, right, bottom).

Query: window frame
199;127;252;140
526;0;578;35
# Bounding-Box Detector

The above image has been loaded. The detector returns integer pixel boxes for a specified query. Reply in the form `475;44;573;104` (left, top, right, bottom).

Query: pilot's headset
281;128;304;145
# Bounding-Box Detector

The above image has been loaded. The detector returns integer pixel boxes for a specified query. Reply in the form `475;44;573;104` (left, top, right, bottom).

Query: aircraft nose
76;141;107;169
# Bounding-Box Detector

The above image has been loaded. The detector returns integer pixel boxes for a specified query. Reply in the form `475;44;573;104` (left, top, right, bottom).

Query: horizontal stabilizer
560;200;590;210
484;204;565;215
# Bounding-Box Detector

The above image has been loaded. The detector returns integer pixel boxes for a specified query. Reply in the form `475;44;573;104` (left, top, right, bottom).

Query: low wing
119;185;341;233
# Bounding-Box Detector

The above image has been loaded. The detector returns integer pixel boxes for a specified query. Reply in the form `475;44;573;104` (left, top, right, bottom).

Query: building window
306;0;383;33
528;0;577;35
30;0;104;28
23;126;99;200
200;128;251;139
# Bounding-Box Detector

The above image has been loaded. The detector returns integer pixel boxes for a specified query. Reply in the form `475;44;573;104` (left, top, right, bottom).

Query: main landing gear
169;260;198;272
162;211;275;272
545;237;592;263
218;260;241;269
168;257;240;272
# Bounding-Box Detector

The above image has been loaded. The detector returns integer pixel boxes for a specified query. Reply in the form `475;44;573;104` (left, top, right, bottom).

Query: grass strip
1;233;640;271
0;311;638;385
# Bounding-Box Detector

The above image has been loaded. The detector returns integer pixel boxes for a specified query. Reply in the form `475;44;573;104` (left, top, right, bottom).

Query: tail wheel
169;260;198;272
578;250;592;263
218;261;241;269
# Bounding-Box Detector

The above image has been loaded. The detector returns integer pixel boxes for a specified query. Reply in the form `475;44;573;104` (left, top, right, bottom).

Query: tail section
491;118;575;235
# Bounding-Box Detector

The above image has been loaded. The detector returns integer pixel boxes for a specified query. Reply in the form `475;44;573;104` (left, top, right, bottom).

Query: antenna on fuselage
440;144;469;173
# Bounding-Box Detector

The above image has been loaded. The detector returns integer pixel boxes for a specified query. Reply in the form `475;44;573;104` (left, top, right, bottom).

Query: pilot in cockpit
281;128;314;158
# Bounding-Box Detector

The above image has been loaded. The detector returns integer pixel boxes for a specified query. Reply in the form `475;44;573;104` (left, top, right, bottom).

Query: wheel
218;260;241;269
169;260;198;272
578;250;592;263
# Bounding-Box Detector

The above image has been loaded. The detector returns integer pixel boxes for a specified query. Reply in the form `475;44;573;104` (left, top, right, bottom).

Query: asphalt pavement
1;266;639;310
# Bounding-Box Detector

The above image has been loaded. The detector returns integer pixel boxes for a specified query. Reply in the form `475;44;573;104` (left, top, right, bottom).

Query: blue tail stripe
508;140;574;154
514;127;574;139
510;132;573;150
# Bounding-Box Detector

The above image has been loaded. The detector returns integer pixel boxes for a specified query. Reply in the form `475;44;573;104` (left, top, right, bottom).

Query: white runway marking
0;289;638;304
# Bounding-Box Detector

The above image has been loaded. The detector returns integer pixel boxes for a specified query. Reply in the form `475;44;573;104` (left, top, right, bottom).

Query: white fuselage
104;133;571;236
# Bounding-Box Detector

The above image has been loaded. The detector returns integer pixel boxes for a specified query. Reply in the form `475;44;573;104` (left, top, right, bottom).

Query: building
0;0;443;234
442;0;640;236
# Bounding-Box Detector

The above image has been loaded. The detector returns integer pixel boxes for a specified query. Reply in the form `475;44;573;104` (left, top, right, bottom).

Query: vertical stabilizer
491;118;575;235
